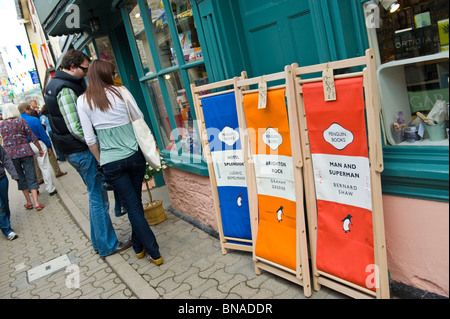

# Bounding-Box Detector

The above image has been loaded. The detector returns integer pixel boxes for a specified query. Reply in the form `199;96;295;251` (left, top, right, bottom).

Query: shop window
163;70;202;155
94;36;123;86
123;0;209;173
126;0;157;75
368;0;449;146
145;0;177;68
146;78;172;149
187;64;209;86
87;41;98;60
170;0;203;63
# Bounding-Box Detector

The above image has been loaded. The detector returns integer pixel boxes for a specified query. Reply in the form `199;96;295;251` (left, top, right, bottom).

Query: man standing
44;49;130;257
18;102;57;196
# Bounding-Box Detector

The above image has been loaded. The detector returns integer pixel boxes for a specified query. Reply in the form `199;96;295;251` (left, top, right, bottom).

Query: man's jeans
103;150;161;259
0;175;14;237
67;150;119;256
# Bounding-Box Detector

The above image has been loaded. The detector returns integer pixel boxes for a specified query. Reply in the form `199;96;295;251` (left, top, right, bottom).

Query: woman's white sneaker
7;232;18;241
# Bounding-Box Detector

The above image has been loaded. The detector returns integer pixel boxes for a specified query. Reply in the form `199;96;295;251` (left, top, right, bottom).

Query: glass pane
164;70;201;155
170;0;203;63
146;0;177;68
126;0;156;75
187;64;209;89
146;78;172;150
87;41;98;60
374;0;448;64
94;36;122;86
368;0;449;146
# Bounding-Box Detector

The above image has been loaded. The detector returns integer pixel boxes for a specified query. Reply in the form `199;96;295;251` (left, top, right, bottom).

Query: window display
145;0;177;68
124;0;209;165
375;0;448;64
187;64;209;88
146;78;171;148
368;0;449;146
94;36;122;85
170;0;203;63
163;70;201;155
126;0;157;75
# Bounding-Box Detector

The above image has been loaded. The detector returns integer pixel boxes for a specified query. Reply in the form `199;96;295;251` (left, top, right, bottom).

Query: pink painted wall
163;167;449;297
163;167;217;231
382;195;449;297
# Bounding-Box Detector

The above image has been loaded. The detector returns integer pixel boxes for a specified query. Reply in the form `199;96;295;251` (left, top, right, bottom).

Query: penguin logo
236;194;242;207
276;206;284;222
341;214;353;233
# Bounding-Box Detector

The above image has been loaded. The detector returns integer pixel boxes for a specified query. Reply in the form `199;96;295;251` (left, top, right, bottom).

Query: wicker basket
143;200;166;226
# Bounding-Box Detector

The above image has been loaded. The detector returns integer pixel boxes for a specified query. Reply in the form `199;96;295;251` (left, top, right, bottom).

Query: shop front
34;0;448;297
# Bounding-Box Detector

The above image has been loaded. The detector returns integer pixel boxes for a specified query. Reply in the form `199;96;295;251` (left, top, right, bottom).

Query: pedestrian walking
18;102;57;196
28;98;41;118
77;59;162;265
0;145;19;240
44;49;130;257
0;103;45;211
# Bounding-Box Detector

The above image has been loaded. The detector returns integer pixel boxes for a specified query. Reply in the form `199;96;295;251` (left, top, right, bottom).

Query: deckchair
291;49;389;299
234;67;312;297
191;73;253;254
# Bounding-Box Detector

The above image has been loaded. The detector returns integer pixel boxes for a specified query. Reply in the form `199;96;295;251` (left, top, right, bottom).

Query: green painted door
238;0;320;77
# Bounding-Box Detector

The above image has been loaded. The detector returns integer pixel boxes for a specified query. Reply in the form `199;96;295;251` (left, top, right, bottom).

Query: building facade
30;0;448;297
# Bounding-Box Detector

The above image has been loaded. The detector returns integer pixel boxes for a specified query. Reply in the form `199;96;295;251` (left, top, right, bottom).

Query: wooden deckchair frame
191;72;253;254
234;67;312;297
291;49;389;299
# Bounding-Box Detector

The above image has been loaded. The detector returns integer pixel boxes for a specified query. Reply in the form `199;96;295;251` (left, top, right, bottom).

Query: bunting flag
30;43;39;59
16;45;23;56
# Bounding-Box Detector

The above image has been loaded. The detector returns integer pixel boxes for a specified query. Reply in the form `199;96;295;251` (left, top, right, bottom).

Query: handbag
119;87;161;169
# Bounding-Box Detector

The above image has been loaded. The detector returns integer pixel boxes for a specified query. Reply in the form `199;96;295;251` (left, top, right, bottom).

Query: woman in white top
77;60;162;265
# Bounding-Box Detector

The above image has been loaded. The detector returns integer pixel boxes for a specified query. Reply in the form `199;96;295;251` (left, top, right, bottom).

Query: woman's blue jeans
102;150;161;259
0;175;14;237
67;150;119;256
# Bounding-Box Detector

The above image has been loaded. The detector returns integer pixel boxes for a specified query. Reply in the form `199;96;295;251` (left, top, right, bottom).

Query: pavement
0;160;348;300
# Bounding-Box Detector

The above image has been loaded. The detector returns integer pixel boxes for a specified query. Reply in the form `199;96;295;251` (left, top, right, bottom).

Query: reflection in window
146;0;177;68
374;0;448;64
370;0;449;146
126;0;156;75
164;71;201;155
146;79;171;149
187;64;209;88
170;0;203;63
87;41;97;60
94;36;122;85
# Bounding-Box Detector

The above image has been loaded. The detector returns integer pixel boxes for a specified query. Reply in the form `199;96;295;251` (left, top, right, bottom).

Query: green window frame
121;0;209;176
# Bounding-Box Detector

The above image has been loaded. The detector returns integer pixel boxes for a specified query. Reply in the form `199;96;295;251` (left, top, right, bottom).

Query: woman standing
0;103;45;211
77;60;162;265
0;145;19;240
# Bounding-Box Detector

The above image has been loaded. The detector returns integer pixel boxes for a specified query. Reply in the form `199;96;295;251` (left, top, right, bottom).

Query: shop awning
33;0;121;37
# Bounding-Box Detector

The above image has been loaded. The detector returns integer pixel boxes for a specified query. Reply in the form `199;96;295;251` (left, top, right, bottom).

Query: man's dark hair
60;49;90;70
